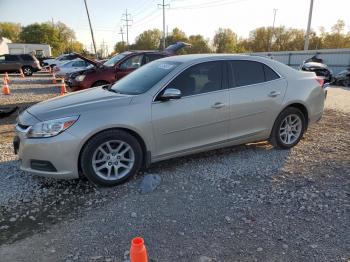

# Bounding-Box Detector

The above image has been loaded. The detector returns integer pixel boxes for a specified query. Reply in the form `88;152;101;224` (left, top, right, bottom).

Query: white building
0;37;12;55
7;43;52;58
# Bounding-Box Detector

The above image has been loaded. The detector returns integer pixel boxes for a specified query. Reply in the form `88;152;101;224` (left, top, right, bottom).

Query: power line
170;0;250;10
122;9;133;49
158;0;170;50
119;27;125;43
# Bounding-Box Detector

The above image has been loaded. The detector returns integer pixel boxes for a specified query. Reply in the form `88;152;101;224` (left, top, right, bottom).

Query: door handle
268;91;281;97
211;102;225;109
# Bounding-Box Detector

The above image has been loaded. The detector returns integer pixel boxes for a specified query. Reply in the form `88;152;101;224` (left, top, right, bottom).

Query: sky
1;0;350;53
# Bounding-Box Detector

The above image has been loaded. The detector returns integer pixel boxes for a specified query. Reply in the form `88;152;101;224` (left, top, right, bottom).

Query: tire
341;79;350;87
22;66;33;76
80;130;143;186
270;107;306;149
91;81;109;87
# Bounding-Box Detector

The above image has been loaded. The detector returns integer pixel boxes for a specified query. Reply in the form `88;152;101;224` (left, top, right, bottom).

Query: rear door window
264;64;280;81
20;54;35;61
5;55;20;62
144;54;165;64
229;60;279;87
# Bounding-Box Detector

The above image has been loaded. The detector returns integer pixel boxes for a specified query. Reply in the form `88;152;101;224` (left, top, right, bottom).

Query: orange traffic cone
130;237;148;262
52;72;57;84
2;77;11;95
60;78;67;95
5;72;10;83
20;68;25;78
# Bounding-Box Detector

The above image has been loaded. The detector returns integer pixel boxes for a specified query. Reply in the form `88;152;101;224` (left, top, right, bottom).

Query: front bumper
15;128;81;179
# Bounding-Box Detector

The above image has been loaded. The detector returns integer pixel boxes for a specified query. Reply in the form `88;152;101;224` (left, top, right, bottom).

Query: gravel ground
0;75;349;262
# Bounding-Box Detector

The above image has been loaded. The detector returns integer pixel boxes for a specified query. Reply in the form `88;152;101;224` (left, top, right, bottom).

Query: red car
67;42;190;92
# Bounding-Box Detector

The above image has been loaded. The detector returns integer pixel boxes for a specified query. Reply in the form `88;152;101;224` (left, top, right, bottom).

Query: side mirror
159;88;182;101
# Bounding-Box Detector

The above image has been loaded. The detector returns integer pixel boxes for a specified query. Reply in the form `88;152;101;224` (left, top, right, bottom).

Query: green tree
114;41;126;53
133;29;162;50
187;35;211;54
0;22;21;42
166;28;188;46
19;22;83;56
213;28;237;53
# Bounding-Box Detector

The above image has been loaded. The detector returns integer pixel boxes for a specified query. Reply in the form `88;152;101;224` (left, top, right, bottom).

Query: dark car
300;62;333;83
0;54;41;76
67;42;190;92
333;68;350;87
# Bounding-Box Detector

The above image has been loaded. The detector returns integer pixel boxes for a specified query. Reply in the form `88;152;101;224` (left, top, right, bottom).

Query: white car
54;59;92;78
43;54;77;68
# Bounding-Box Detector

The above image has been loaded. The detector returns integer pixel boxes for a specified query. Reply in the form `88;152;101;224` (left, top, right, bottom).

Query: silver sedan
14;54;325;186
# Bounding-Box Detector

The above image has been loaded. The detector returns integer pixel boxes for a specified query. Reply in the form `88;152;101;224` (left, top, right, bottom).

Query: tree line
0;22;84;56
1;20;349;58
115;19;350;54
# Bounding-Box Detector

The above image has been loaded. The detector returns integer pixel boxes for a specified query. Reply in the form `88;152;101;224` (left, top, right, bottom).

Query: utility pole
304;0;314;50
158;0;170;50
122;9;132;50
268;8;278;52
119;27;125;50
83;0;97;58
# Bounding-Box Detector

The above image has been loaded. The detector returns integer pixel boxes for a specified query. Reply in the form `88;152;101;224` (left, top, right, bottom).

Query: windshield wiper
102;85;125;94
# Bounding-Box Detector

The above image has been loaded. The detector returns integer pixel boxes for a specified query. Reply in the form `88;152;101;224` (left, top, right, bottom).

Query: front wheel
270;107;306;149
80;130;143;186
22;66;33;76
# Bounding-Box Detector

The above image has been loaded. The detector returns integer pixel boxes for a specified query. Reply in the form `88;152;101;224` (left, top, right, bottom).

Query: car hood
27;87;133;121
72;52;104;68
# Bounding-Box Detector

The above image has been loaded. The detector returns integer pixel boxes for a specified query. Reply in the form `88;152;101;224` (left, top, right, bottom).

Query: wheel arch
279;102;309;129
78;127;150;177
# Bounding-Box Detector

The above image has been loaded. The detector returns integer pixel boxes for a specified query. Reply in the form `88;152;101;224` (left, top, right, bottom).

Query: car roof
159;53;273;63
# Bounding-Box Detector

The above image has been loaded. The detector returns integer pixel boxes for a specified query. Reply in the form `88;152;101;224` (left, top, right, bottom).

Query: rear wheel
80;130;143;186
341;79;350;87
270;107;306;149
22;66;33;76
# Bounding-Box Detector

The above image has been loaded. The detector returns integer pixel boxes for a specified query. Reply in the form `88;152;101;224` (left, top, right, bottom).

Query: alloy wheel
92;140;135;181
279;114;302;145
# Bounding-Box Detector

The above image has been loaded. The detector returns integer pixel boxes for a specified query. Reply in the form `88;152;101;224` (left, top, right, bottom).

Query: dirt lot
0;74;349;262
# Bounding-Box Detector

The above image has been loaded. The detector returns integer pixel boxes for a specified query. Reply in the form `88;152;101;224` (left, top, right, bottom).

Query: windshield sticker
158;64;175;70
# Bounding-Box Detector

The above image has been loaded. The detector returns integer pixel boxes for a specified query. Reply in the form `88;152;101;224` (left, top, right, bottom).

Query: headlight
75;75;86;81
27;116;79;138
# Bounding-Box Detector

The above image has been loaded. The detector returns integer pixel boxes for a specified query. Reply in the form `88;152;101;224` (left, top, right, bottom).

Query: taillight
316;77;324;87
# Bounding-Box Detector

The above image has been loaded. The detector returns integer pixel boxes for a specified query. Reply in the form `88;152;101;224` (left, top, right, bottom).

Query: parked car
332;68;350;87
42;53;78;68
67;42;191;92
300;62;333;83
0;54;41;76
14;54;325;186
54;59;92;79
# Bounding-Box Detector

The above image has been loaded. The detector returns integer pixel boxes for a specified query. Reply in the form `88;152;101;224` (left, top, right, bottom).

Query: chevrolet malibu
14;54;325;186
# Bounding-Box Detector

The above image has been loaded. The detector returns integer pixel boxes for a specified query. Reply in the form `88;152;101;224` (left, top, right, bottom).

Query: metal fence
247;48;350;74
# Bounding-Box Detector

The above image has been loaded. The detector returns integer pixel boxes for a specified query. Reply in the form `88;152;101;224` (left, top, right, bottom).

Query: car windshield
104;52;130;67
111;61;181;95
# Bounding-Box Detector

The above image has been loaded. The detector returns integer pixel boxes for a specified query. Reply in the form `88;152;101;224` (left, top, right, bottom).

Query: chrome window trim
152;58;284;102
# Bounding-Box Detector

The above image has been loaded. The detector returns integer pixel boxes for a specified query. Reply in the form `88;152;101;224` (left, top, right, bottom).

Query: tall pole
122;9;132;50
83;0;97;58
304;0;314;50
158;1;169;50
268;8;278;52
119;27;125;51
162;0;165;50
